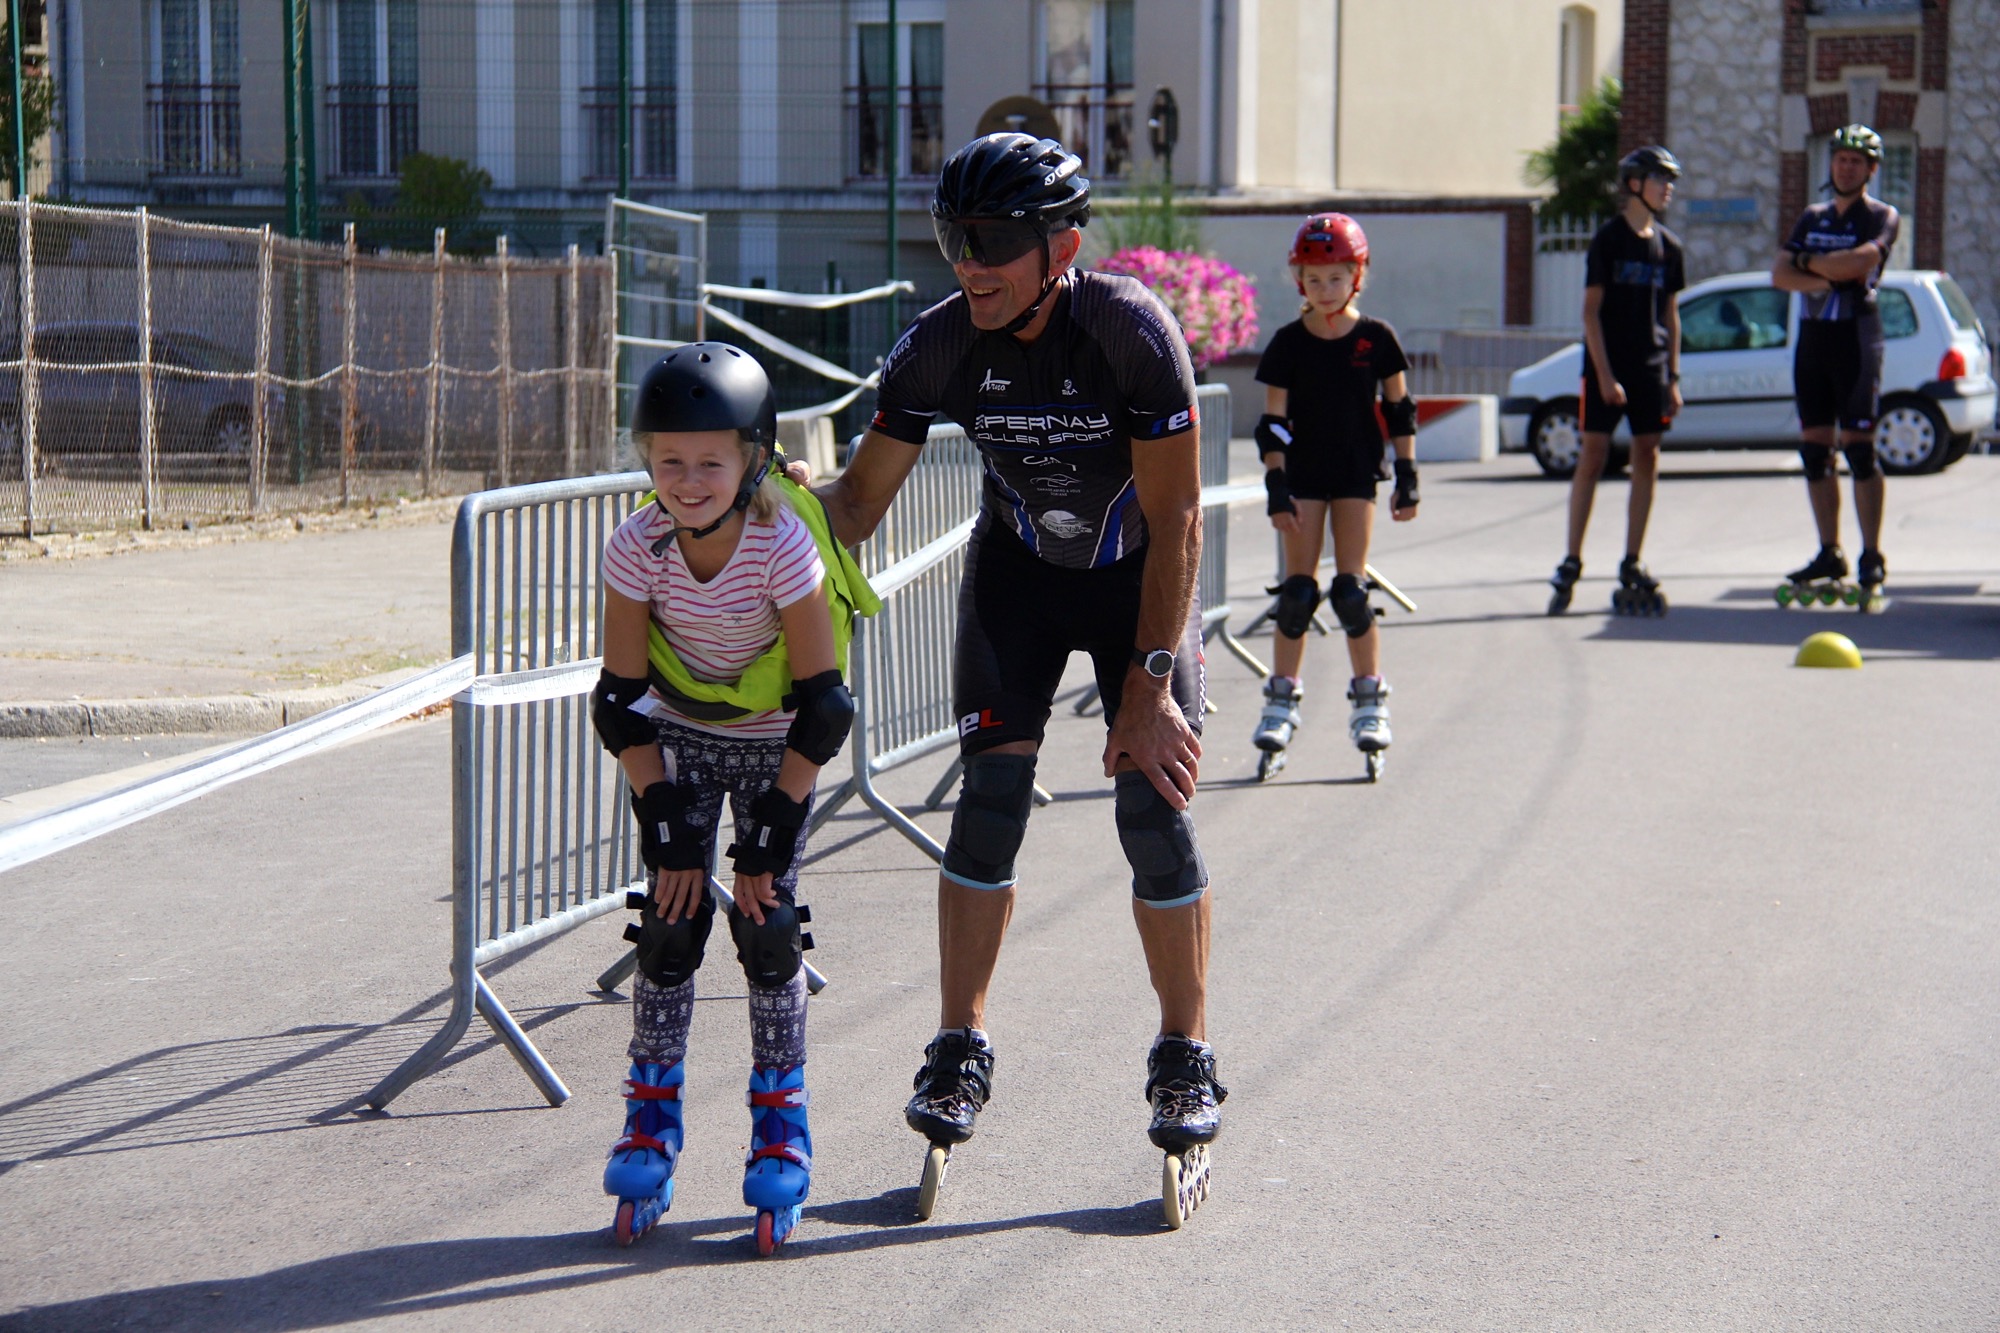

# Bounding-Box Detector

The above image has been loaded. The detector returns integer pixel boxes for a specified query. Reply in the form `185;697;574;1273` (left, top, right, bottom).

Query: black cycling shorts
1581;360;1673;436
954;518;1205;755
1794;316;1884;432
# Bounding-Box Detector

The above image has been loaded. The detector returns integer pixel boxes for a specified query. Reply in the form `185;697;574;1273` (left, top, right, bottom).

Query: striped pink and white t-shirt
602;501;827;738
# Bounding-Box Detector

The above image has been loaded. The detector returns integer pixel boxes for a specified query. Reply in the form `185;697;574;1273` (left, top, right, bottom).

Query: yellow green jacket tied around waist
642;467;881;723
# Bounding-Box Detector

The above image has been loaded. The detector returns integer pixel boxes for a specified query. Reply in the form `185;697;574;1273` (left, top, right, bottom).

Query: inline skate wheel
1162;1145;1212;1230
1365;751;1384;782
1775;584;1794;607
1841;585;1862;606
917;1143;950;1221
1256;749;1287;782
614;1200;639;1248
1818;587;1840;607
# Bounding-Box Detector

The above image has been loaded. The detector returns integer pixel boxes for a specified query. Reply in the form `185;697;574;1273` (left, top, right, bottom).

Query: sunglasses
932;216;1047;268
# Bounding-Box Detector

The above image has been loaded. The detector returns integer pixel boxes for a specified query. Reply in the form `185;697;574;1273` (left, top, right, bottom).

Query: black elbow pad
784;669;854;766
1254;413;1293;458
1382;396;1418;439
591;670;656;755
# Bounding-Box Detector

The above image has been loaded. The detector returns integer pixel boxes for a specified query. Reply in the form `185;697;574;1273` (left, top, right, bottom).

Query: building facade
1620;0;1999;330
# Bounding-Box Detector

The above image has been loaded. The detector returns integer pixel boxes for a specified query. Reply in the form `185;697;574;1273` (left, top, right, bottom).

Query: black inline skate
905;1029;994;1220
1146;1035;1228;1229
1854;547;1889;614
1548;555;1582;615
1776;544;1849;608
1611;555;1667;616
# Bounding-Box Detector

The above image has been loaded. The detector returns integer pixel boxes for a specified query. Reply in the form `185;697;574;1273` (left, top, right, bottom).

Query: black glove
1264;466;1296;518
728;787;811;879
632;781;708;873
1392;458;1419;512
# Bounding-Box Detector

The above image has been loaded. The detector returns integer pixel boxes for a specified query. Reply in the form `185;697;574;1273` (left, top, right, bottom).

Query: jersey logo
1031;473;1084;495
1145;407;1196;437
958;708;1004;737
1038;509;1093;539
979;369;1012;394
1062;378;1077;396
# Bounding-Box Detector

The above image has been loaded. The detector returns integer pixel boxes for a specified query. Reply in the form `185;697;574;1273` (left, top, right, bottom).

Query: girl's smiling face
647;429;749;530
1298;262;1360;317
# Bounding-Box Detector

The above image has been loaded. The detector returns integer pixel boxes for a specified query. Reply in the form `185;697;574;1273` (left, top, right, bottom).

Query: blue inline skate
603;1060;683;1246
743;1064;812;1255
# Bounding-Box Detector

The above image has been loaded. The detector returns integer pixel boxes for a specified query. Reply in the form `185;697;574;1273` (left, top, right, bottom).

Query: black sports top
1584;215;1686;373
1784;196;1900;322
870;270;1199;570
1255;316;1410;465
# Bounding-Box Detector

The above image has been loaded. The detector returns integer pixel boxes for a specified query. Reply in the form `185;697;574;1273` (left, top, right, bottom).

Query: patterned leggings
627;717;813;1071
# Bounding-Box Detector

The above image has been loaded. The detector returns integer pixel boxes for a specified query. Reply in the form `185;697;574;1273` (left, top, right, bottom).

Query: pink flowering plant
1098;246;1259;370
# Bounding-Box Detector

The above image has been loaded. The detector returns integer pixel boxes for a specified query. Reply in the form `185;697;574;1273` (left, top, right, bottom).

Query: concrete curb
0;667;441;739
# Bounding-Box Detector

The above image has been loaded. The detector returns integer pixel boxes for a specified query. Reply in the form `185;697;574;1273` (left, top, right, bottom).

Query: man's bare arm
1772;250;1829;293
811;428;925;547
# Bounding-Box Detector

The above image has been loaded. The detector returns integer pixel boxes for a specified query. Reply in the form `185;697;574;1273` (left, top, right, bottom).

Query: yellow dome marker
1795;631;1863;669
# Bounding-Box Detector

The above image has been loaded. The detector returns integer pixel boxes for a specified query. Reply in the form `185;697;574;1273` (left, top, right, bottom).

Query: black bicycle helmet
1618;145;1682;186
1828;123;1883;163
932;132;1092;228
631;342;778;540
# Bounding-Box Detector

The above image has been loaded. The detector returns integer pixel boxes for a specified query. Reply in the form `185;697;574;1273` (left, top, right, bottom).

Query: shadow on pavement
3;1197;1167;1330
1586;592;2000;659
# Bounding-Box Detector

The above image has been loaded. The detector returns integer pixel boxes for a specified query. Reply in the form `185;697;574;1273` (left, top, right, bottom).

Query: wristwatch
1132;648;1176;678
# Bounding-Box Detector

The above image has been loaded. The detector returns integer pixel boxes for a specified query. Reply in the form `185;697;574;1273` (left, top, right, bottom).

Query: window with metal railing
1037;0;1132;180
587;0;678;182
326;0;417;179
150;0;240;176
848;20;943;181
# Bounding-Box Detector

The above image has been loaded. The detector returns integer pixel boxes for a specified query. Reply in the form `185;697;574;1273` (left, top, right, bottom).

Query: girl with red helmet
1250;213;1419;781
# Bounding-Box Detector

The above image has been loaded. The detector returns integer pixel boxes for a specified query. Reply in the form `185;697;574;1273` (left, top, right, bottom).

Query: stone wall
1945;0;2000;332
1663;0;1787;282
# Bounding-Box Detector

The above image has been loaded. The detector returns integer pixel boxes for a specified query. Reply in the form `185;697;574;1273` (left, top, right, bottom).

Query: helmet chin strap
650;443;772;548
1000;240;1066;336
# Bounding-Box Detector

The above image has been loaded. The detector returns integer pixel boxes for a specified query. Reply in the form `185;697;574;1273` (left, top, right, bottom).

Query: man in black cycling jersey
812;132;1223;1218
1772;123;1901;605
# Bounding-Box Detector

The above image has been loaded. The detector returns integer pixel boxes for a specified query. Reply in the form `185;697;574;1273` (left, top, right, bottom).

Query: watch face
1144;649;1175;677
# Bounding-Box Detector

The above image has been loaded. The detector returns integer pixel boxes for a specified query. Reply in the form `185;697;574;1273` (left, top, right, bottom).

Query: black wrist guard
728;786;810;878
1263;466;1297;517
1253;413;1293;460
1381;395;1418;439
1392;458;1420;510
632;781;708;873
1791;249;1813;274
591;670;656;755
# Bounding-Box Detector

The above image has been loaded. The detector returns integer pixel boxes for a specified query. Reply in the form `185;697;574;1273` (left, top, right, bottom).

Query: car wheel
208;407;252;458
1942;430;1974;468
1874;396;1949;475
1529;402;1583;478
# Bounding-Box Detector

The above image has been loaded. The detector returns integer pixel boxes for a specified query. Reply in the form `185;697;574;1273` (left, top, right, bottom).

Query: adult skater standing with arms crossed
1548;146;1686;616
812;133;1222;1227
1770;124;1899;611
1250;213;1420;783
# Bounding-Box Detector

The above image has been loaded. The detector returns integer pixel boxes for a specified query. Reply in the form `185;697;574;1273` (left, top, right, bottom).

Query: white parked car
1500;270;1996;477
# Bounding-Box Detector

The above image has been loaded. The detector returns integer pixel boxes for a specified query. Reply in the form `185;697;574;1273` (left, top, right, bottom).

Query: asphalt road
3;450;1998;1330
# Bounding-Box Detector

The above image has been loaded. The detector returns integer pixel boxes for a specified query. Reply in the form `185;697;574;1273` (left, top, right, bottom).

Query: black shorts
1285;439;1385;503
1794;316;1884;432
954;518;1205;755
1581;360;1673;436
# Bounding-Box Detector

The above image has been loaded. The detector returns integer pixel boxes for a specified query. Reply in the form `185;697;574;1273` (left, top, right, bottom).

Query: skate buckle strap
746;1087;810;1109
622;1079;683;1101
614;1131;670;1155
746;1142;812;1169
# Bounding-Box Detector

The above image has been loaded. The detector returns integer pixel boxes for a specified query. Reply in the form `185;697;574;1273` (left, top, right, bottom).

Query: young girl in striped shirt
590;343;865;1255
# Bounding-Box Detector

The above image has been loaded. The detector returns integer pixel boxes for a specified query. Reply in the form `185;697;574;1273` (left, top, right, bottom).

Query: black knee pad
1113;771;1208;907
1273;574;1321;640
728;899;811;988
942;752;1038;888
1328;573;1374;639
1842;438;1880;482
1799;443;1835;482
624;890;715;989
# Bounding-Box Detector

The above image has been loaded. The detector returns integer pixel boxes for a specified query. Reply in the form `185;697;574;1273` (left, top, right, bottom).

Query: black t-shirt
869;270;1198;571
1254;316;1410;465
1584;215;1686;374
1784;196;1900;321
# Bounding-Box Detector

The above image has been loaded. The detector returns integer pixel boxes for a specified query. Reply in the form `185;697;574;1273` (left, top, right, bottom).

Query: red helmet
1289;213;1368;277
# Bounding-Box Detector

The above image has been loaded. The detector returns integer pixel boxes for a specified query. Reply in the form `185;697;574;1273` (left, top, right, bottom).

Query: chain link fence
0;200;613;536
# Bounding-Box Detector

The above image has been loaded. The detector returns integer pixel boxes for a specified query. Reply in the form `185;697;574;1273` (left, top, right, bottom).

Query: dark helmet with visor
631;342;778;539
932;132;1092;270
1618;145;1682;186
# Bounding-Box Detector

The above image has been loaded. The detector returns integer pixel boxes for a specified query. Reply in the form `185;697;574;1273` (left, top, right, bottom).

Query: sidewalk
0;499;459;737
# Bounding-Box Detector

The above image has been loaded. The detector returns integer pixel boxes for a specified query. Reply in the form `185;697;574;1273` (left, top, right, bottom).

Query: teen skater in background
1548;146;1685;617
1251;213;1418;782
591;344;874;1255
1770;124;1899;612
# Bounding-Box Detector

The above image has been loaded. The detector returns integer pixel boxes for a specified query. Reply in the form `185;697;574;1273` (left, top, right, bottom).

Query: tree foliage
1524;77;1622;222
349;153;494;253
0;15;56;193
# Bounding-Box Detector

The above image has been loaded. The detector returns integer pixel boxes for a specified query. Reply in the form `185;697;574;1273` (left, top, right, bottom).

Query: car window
157;336;245;373
65;327;139;365
1933;276;1986;340
1680;288;1789;353
1878;288;1917;339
